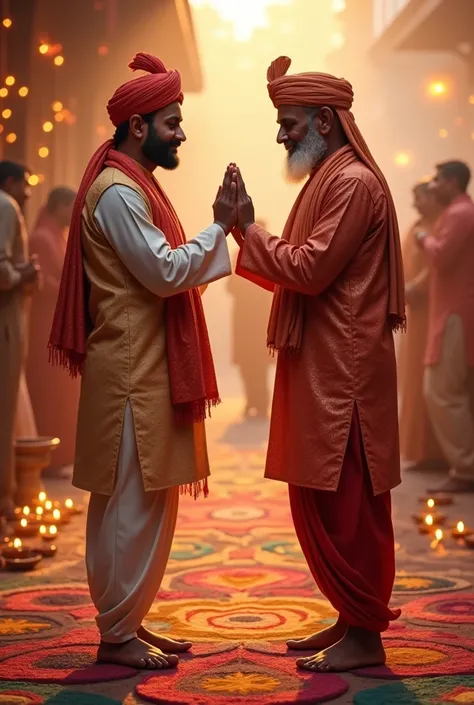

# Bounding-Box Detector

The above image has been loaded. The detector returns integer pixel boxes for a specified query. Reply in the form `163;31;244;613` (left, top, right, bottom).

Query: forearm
161;224;231;296
239;224;324;296
96;185;231;298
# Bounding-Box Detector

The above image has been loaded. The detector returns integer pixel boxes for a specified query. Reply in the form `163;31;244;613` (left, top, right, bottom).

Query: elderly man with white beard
228;58;406;673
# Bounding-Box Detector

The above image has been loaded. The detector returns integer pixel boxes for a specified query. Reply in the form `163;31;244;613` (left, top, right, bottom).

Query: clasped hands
212;164;255;244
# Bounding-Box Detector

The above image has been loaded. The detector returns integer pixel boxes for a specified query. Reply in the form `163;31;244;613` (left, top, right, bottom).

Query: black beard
142;126;180;170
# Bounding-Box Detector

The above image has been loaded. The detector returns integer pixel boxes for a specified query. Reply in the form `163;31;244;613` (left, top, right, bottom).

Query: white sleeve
94;184;231;298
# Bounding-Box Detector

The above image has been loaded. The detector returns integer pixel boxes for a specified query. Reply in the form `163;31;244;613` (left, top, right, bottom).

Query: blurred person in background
27;187;78;474
0;161;40;518
398;181;444;471
416;161;474;494
227;218;273;420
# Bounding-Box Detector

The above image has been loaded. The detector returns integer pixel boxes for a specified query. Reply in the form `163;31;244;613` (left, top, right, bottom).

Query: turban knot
107;52;183;127
267;56;353;112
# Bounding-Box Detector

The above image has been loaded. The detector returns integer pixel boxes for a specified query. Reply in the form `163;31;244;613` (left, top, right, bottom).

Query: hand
213;165;237;235
233;167;255;233
17;256;40;286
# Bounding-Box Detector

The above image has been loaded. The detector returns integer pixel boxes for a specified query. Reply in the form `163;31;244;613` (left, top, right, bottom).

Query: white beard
285;122;328;183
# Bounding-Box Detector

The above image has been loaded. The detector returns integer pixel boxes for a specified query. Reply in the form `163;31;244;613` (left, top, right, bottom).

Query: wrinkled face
276;105;328;182
5;174;31;209
428;169;452;205
132;101;186;170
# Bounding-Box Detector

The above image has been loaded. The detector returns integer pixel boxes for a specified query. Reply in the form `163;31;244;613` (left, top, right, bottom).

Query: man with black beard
230;58;405;673
49;54;234;670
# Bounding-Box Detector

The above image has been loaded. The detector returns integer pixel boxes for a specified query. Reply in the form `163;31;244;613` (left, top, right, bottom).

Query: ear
129;114;145;139
317;107;334;137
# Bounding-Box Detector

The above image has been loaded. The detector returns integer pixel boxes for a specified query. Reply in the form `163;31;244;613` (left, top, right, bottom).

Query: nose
276;126;286;145
176;126;186;143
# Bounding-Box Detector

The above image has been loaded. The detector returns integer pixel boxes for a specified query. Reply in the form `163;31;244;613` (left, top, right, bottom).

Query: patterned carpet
1;401;474;704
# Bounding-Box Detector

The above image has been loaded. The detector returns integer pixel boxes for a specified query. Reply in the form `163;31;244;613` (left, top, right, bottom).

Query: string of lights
0;0;116;199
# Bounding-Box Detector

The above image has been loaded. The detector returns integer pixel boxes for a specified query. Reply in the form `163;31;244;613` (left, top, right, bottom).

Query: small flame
38;491;47;502
52;509;61;521
20;518;27;528
435;528;443;541
36;506;44;516
425;514;434;526
427;498;435;509
45;500;53;511
457;521;465;533
13;538;22;549
49;525;58;536
65;498;73;509
22;506;30;516
39;525;47;535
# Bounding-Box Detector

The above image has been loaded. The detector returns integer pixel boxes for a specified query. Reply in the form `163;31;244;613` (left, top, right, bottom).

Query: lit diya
418;494;453;506
2;539;42;571
452;521;474;540
64;498;84;515
413;510;446;527
419;513;436;534
430;528;445;551
40;524;58;542
13;517;40;538
42;508;65;525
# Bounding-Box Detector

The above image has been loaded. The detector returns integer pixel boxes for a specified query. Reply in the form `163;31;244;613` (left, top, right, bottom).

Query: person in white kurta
49;53;237;671
85;185;230;648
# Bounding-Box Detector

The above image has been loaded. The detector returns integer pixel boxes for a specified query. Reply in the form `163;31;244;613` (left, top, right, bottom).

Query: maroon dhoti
289;410;400;633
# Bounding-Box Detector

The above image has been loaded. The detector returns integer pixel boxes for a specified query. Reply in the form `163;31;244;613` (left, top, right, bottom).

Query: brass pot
14;437;60;507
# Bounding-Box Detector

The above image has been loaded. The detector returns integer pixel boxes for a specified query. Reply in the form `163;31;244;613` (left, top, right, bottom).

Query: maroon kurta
421;194;474;366
239;161;400;495
27;214;80;467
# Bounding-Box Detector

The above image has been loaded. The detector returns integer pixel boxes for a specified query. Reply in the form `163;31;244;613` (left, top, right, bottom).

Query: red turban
264;56;406;336
107;53;183;126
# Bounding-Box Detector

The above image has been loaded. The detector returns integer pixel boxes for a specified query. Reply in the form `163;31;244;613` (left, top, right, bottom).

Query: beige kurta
74;168;231;495
0;191;28;510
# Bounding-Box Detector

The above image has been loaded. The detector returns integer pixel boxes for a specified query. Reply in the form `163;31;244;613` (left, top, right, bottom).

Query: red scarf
49;142;220;426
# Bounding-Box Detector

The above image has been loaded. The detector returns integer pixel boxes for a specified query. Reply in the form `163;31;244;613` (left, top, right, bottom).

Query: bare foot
287;621;347;651
138;625;192;653
97;637;179;669
296;628;385;673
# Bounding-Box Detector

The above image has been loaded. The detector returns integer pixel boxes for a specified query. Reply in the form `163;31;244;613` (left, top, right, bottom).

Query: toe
166;654;179;667
173;641;192;652
314;659;330;672
146;658;159;669
296;657;313;670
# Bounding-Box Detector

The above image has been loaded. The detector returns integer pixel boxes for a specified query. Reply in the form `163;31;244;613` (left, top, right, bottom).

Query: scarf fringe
391;314;407;334
267;343;299;355
48;344;84;379
179;477;209;500
173;397;221;425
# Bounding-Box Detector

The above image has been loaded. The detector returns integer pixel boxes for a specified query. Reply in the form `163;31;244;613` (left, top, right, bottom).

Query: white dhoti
86;401;179;643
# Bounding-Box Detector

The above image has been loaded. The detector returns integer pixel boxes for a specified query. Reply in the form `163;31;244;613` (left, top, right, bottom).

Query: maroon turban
107;53;183;126
267;56;354;111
